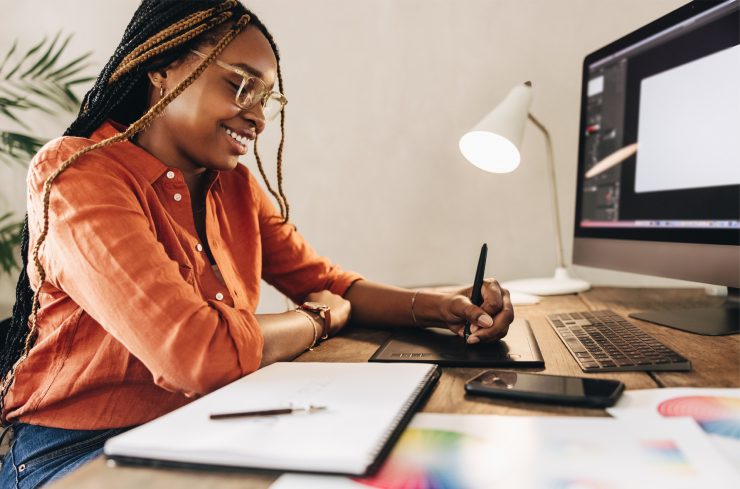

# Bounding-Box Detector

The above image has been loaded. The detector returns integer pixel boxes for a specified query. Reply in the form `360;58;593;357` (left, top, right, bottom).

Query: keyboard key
611;357;629;363
565;341;587;353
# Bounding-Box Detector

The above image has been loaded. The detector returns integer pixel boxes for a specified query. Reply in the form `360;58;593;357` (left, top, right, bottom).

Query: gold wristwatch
299;302;331;340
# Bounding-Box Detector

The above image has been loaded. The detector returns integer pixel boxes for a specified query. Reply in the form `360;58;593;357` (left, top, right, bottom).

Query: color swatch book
271;413;739;489
607;387;740;472
104;362;439;476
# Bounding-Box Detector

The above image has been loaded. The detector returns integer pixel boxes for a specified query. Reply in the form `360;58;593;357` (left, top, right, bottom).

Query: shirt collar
91;119;222;191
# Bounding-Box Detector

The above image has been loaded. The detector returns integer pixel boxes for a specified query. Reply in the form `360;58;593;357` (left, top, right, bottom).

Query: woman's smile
221;123;250;155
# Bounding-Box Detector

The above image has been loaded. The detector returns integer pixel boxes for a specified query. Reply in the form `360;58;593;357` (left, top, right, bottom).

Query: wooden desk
50;287;740;489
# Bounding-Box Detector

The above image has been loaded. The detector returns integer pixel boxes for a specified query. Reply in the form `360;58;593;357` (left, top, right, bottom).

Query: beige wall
0;0;702;317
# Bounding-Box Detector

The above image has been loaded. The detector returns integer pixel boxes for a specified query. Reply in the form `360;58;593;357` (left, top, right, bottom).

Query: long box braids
0;0;290;420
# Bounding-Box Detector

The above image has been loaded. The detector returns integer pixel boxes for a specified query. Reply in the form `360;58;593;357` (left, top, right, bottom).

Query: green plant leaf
32;34;73;80
0;102;32;129
4;36;46;80
65;76;96;87
0;130;45;162
0;41;18;74
20;31;61;79
0;212;23;274
0;32;94;276
2;32;93;119
46;53;92;81
4;81;58;114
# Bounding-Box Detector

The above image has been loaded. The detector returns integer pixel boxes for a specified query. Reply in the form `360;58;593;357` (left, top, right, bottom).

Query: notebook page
105;362;436;475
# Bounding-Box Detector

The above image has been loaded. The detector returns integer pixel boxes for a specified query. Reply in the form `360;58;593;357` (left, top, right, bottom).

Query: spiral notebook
104;362;439;476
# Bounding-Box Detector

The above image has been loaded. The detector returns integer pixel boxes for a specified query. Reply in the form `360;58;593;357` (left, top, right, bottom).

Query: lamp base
502;267;591;296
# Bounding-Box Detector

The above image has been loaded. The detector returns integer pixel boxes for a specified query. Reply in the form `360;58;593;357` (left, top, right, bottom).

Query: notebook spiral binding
363;365;440;475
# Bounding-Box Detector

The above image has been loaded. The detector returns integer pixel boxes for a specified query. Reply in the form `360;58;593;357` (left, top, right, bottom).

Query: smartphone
465;370;624;408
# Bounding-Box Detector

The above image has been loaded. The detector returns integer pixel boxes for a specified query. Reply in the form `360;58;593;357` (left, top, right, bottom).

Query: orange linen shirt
3;120;362;429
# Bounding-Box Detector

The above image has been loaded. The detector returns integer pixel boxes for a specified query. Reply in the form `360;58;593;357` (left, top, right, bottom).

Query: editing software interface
578;1;740;234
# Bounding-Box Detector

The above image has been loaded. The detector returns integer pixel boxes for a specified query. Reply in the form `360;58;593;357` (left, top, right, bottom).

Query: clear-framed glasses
190;49;287;121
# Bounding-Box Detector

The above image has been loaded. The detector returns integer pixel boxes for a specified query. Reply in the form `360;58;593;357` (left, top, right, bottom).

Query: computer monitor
572;0;740;335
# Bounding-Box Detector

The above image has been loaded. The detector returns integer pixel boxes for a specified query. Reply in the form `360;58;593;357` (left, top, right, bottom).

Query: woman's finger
448;296;495;333
479;279;504;317
447;323;465;337
468;288;514;344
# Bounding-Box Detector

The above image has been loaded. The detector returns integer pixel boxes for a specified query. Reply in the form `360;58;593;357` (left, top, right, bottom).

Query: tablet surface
369;318;544;367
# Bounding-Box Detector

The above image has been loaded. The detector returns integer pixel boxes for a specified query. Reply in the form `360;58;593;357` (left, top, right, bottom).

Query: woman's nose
242;104;266;134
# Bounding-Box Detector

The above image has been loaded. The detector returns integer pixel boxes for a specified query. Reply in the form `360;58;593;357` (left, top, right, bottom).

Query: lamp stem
528;113;565;269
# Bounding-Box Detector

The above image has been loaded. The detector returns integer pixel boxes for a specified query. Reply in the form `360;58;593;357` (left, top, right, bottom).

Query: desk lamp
459;81;590;296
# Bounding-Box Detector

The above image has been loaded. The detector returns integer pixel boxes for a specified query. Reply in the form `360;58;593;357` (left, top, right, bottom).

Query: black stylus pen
464;243;488;341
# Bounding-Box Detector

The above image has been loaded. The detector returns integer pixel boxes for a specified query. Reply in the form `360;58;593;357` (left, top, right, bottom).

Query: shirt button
166;170;175;179
18;464;26;472
215;292;224;301
173;193;182;202
195;243;203;252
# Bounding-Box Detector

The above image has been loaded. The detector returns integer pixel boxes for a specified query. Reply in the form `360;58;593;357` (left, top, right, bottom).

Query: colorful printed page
607;387;740;472
271;413;739;489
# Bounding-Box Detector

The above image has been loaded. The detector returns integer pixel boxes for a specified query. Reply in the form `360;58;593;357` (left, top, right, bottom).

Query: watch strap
299;302;331;339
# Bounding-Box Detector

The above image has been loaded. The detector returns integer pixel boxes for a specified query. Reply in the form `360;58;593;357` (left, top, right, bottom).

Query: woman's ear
146;52;194;97
146;69;168;98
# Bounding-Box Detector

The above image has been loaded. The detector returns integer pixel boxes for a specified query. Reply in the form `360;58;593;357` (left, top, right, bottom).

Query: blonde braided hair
113;1;237;78
253;61;290;223
110;9;235;83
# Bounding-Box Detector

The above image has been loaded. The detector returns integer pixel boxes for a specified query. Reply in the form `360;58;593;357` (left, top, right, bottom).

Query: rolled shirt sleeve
250;174;364;304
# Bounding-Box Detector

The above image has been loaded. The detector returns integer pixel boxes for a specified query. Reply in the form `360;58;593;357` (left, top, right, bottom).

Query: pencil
210;405;327;420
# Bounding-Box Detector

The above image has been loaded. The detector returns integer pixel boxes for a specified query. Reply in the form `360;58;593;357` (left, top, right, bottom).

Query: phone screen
471;370;621;399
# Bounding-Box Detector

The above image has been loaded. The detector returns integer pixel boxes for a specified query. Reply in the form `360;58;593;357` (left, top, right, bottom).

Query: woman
0;1;513;487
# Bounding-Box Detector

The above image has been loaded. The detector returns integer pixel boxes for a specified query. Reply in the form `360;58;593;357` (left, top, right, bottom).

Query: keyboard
546;310;691;372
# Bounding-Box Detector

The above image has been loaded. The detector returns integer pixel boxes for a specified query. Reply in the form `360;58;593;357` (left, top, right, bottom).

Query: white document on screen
635;44;740;193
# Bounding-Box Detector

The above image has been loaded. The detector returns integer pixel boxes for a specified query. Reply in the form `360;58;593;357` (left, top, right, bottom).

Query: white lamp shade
459;82;533;173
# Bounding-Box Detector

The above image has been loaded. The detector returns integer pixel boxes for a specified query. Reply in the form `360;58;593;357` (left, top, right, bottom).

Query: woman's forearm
256;311;317;367
255;279;453;367
343;279;510;344
343;279;447;328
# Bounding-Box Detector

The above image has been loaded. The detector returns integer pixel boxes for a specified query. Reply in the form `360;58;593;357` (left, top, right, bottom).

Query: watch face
302;302;329;312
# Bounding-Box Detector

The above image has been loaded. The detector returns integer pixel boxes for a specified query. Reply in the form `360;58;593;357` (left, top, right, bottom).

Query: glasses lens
262;94;285;121
236;77;263;109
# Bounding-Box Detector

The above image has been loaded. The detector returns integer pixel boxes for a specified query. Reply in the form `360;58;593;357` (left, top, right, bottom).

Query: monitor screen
575;0;739;246
572;0;739;334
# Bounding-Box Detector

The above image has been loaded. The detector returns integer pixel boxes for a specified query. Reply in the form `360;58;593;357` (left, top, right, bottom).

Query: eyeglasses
190;49;287;121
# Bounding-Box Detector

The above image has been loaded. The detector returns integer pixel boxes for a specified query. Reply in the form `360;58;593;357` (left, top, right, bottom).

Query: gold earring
159;85;164;98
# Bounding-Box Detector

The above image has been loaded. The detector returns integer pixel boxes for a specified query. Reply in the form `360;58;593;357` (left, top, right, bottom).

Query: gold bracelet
411;290;421;325
295;309;321;350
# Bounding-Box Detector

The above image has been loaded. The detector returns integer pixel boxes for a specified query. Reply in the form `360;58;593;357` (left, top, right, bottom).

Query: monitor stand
629;287;740;336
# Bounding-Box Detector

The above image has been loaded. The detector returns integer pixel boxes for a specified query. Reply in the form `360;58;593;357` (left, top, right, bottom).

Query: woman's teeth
223;126;248;147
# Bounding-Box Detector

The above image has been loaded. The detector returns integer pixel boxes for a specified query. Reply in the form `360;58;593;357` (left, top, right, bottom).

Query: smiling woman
0;1;513;487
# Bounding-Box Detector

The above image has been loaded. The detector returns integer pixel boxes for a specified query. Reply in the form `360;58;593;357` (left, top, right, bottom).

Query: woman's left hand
435;279;514;344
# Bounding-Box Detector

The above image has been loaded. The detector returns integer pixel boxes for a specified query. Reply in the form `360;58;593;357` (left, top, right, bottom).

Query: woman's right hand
305;290;352;337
